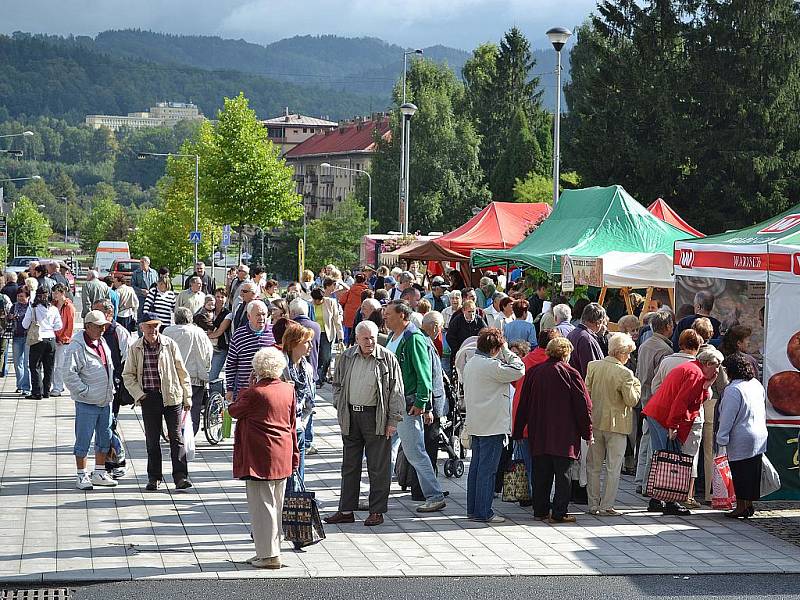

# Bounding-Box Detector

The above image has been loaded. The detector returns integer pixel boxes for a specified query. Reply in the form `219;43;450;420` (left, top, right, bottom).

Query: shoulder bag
26;306;43;347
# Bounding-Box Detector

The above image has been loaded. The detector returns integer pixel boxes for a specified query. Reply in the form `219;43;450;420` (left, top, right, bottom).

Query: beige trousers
703;397;717;501
246;478;287;559
587;431;627;512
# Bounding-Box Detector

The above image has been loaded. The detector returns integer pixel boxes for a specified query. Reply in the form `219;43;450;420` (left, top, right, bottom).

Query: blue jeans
209;348;227;382
514;438;534;499
396;414;444;502
467;434;505;520
647;417;670;455
304;413;315;447
74;401;113;458
12;337;30;393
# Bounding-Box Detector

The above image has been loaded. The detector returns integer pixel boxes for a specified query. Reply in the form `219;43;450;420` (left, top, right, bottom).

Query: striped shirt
144;290;176;326
225;323;276;396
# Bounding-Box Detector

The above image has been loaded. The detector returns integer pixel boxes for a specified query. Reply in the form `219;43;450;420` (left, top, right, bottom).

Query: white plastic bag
761;454;781;497
181;409;196;462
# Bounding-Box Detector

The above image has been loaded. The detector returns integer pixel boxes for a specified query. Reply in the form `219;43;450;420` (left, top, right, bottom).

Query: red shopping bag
711;455;736;510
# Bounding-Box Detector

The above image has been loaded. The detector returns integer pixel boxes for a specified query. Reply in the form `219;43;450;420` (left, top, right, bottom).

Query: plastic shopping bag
711;454;736;510
181;409;196;462
760;455;781;497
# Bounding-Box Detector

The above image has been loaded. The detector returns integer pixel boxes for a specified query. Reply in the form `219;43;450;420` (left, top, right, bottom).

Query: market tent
394;240;470;263
472;185;695;273
648;198;705;237
600;251;675;289
674;203;800;283
436;201;551;256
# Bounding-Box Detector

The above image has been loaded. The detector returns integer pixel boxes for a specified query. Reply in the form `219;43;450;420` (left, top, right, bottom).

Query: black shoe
146;480;162;491
663;502;690;516
175;478;193;490
28;394;42;400
647;499;665;512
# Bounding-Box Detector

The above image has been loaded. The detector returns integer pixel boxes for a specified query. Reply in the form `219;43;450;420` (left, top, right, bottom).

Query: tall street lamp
0;175;42;213
546;26;572;207
399;48;423;233
59;196;69;244
320;162;372;236
138;151;200;262
399;102;418;235
0;131;34;140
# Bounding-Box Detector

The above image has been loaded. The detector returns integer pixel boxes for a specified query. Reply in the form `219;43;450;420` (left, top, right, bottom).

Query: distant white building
85;102;204;131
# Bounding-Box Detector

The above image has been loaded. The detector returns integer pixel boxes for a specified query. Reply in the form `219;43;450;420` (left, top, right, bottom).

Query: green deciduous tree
302;196;370;272
129;153;221;276
513;170;582;203
192;93;301;235
9;196;52;257
80;190;124;252
357;59;490;234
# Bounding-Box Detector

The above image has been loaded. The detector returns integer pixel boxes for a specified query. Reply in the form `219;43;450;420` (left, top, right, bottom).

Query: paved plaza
2;376;800;583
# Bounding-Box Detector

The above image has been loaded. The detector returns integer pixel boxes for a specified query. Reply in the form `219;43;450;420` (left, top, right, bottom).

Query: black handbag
282;473;325;548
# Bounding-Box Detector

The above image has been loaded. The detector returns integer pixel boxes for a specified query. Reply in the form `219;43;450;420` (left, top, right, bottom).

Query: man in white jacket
162;307;213;436
63;310;118;490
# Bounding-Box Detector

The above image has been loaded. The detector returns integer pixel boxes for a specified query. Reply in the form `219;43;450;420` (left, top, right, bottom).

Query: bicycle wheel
204;391;225;445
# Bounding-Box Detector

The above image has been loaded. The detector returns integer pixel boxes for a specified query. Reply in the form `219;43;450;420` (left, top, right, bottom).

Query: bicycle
203;378;228;445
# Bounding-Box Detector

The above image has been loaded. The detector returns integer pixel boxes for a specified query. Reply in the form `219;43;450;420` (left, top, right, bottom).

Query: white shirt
22;304;63;339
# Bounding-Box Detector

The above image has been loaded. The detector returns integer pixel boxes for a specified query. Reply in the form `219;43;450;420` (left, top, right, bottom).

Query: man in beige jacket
123;311;192;491
585;333;642;515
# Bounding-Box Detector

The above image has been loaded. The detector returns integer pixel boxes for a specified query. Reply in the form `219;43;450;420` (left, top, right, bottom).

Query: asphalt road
67;576;800;600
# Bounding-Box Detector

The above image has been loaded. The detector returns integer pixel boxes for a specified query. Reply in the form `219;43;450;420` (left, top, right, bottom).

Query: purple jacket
566;323;604;379
294;315;321;381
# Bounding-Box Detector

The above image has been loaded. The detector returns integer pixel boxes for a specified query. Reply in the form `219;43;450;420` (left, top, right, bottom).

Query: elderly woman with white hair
585;333;641;516
553;303;575;337
229;346;299;569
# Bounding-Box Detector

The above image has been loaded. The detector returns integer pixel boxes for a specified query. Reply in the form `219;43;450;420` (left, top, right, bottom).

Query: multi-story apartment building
85;102;204;131
262;109;338;155
283;115;391;219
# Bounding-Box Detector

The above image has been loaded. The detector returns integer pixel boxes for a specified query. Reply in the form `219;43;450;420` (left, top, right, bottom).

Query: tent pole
642;287;653;324
668;288;675;311
622;287;633;316
598;286;608;307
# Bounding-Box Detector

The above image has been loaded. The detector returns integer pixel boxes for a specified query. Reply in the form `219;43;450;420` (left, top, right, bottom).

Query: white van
94;241;131;276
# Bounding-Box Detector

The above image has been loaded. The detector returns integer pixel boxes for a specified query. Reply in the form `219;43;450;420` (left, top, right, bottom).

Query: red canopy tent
436;202;552;255
647;198;705;238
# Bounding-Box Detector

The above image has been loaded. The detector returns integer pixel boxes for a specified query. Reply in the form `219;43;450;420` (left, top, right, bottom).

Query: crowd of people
0;257;771;570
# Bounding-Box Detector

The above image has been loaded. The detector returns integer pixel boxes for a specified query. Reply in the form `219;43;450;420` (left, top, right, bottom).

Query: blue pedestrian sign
189;230;202;244
221;232;231;247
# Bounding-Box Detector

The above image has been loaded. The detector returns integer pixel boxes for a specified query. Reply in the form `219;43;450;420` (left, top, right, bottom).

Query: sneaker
305;445;319;455
600;508;622;516
588;508;600;515
416;499;446;513
76;474;93;490
484;514;506;524
50;391;62;397
91;471;118;487
111;466;127;479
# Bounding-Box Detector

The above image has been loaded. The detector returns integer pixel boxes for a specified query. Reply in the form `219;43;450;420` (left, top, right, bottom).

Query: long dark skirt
730;453;762;501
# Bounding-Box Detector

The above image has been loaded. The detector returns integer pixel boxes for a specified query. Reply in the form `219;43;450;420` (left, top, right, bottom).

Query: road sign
189;230;202;244
223;224;231;234
221;231;231;247
0;214;6;246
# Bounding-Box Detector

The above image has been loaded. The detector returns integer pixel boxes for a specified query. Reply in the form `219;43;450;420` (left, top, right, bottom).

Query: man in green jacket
384;300;446;513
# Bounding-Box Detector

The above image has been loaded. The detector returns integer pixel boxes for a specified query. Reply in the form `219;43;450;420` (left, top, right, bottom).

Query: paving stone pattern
2;376;800;582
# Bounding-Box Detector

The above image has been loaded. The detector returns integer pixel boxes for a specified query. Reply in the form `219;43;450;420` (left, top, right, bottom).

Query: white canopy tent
600;251;674;289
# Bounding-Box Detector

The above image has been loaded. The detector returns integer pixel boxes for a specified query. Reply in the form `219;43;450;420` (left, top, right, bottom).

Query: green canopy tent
471;185;694;273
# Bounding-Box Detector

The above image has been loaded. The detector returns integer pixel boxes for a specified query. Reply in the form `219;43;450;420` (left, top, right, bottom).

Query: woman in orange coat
338;273;368;345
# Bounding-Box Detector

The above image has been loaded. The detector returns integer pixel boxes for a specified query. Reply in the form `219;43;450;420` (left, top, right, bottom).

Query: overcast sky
1;0;598;50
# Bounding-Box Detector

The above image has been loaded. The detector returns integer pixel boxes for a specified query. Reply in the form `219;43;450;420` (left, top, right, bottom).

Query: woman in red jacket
642;347;723;515
338;273;369;345
229;346;300;570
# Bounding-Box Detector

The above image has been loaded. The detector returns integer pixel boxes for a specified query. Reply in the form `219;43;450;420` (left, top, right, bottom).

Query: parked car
110;258;140;284
5;256;42;275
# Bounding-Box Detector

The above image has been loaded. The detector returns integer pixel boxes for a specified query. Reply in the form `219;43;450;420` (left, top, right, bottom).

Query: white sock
77;469;86;478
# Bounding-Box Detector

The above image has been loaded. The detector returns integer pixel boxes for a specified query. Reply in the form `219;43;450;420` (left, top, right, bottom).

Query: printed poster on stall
764;282;800;424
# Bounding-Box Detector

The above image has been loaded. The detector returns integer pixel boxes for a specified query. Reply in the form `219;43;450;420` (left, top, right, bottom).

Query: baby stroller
439;370;465;478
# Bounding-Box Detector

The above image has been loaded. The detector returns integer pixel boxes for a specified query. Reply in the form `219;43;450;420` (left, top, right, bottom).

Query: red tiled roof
284;118;391;158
